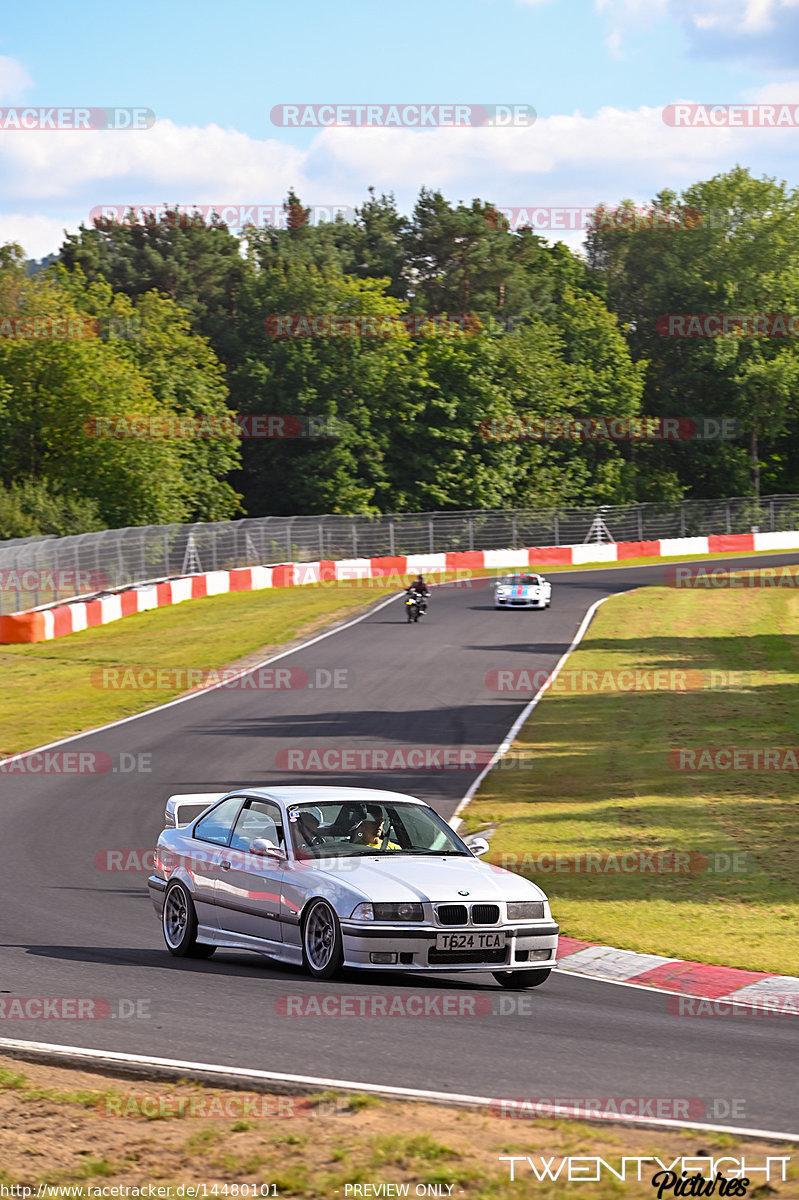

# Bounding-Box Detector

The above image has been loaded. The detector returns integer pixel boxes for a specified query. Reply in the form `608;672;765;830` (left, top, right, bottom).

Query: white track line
0;1038;795;1141
450;591;622;829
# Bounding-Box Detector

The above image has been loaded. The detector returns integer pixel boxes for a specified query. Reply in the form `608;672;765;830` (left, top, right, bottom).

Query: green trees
586;167;799;501
0;244;241;536
4;169;792;536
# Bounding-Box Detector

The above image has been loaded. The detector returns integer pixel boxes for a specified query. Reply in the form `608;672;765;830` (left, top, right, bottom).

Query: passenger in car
352;817;400;850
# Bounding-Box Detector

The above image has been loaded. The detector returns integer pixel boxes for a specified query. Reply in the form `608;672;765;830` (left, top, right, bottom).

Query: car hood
304;855;547;904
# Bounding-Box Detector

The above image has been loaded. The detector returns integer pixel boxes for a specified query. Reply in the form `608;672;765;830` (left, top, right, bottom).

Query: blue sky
0;0;797;256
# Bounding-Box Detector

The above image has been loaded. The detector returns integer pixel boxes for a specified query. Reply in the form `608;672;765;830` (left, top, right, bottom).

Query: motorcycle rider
406;573;429;615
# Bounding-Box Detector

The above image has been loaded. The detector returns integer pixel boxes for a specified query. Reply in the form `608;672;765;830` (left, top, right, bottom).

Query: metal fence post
468;517;474;551
429;517;434;554
553;515;559;546
726;500;731;535
680;505;686;537
389;521;395;556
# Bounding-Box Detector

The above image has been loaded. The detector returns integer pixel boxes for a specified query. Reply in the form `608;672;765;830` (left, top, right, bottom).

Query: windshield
287;800;471;858
500;574;539;586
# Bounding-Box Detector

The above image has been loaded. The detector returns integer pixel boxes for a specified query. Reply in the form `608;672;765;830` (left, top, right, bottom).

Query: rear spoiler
165;792;227;828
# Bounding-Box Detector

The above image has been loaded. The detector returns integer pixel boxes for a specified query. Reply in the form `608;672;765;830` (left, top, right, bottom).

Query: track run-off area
1;553;798;1136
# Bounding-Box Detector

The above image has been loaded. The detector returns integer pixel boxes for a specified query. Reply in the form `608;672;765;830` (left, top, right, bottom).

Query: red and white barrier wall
2;529;798;644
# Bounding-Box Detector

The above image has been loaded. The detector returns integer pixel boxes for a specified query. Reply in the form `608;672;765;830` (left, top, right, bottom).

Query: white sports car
148;785;558;988
494;573;552;609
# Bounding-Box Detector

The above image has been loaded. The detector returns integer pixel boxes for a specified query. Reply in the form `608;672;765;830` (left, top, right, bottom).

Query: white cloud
0;56;33;103
595;0;799;64
0;213;73;260
0;99;796;259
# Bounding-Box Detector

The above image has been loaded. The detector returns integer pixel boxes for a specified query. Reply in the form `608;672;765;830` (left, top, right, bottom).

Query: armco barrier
1;532;798;644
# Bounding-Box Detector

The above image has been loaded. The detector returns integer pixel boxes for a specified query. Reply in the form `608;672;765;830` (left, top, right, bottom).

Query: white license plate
435;932;505;951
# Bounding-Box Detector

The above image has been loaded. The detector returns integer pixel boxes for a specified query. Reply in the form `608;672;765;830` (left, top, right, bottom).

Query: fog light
530;949;551;961
370;952;398;964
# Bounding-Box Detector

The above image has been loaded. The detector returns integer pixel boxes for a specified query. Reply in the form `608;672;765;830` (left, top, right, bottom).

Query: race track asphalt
1;554;797;1134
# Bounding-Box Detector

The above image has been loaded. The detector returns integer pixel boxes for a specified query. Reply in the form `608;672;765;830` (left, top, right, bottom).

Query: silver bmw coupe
148;786;558;988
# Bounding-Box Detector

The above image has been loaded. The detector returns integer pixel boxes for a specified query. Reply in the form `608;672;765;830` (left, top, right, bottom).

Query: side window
194;796;245;846
229;800;283;853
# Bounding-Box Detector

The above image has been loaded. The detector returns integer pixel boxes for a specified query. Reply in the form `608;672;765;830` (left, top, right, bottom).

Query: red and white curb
556;937;799;1012
4;528;799;643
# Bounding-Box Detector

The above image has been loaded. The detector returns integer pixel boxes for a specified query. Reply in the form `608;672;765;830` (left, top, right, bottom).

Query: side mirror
249;838;285;861
467;837;490;858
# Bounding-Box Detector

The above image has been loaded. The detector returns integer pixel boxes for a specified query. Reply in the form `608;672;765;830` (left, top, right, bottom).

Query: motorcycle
405;588;427;623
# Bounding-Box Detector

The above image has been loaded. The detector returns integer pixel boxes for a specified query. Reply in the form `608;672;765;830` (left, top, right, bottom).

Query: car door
214;799;285;945
184;794;247;929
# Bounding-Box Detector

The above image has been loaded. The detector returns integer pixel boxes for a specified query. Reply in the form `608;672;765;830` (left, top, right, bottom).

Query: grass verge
461;582;799;974
0;584;391;758
0;1055;795;1196
1;548;790;760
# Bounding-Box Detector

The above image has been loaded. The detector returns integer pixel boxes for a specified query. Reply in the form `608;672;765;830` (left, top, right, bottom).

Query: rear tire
162;881;216;959
492;968;551;989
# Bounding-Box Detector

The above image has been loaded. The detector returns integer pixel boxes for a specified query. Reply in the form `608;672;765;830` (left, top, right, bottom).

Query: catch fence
1;494;797;614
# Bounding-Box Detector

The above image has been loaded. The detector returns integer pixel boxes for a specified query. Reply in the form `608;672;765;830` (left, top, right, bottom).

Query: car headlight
507;901;545;920
496;588;508;596
350;902;424;921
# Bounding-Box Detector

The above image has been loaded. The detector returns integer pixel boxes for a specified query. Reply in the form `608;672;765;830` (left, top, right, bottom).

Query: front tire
493;968;551;989
302;899;343;979
162;881;216;958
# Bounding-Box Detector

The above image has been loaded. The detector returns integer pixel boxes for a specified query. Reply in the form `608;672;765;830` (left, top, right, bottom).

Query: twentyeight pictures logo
270;104;536;127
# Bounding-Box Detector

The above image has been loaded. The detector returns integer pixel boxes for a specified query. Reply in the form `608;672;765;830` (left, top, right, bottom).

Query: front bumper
495;595;547;608
339;921;559;972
